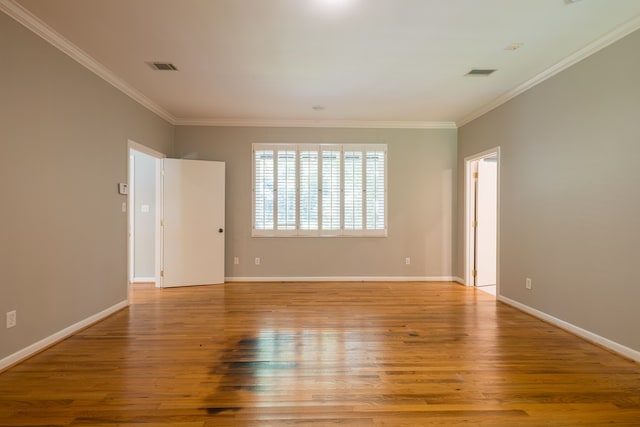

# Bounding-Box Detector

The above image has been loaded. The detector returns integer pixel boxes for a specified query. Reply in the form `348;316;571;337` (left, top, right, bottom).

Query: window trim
252;143;387;237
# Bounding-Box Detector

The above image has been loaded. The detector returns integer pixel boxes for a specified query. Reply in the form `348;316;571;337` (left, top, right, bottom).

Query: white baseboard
0;300;129;372
498;295;640;363
225;276;458;282
132;276;156;283
454;277;465;285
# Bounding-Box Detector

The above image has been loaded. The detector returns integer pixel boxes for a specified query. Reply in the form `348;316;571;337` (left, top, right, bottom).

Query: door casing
127;140;164;290
464;147;500;292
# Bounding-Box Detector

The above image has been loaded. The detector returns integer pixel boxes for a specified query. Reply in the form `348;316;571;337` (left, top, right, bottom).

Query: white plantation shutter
277;150;297;230
254;149;274;231
366;149;386;231
321;149;341;231
252;143;386;237
343;149;363;231
299;150;319;231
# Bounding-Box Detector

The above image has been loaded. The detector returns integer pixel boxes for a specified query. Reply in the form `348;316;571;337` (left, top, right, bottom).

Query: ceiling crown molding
174;118;458;129
457;13;640;127
0;0;176;124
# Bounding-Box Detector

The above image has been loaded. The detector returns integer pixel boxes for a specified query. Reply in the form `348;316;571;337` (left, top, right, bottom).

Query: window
253;143;387;237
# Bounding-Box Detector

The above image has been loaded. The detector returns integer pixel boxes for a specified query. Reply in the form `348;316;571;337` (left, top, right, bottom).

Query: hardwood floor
1;281;639;426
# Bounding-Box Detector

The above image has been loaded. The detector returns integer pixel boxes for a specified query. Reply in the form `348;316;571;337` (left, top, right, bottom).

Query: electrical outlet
405;257;411;265
234;257;239;265
255;257;261;265
526;278;532;290
6;311;16;329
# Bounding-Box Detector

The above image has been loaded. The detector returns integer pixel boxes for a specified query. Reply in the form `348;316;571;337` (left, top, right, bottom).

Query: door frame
464;147;500;292
127;140;165;290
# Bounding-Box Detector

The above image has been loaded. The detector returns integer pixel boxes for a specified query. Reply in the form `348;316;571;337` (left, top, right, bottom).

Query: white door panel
162;159;225;287
476;158;497;287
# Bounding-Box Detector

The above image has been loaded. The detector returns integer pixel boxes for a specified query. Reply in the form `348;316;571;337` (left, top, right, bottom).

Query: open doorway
464;148;499;297
128;141;163;289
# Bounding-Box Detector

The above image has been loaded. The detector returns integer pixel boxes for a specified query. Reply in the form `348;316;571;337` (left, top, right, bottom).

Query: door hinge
160;270;164;277
472;220;478;228
161;169;165;176
472;270;477;277
473;172;479;179
160;220;164;227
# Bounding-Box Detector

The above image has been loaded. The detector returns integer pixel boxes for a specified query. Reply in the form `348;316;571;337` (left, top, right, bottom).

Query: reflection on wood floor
1;281;639;426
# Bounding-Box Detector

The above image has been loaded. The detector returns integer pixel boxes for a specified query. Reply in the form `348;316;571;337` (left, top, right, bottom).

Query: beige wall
458;29;640;352
0;13;173;362
174;126;457;280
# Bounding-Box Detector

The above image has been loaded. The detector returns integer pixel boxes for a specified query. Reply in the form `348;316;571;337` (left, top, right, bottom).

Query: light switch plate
6;311;16;328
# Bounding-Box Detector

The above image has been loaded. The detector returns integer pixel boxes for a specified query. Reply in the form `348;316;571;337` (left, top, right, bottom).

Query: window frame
252;143;387;237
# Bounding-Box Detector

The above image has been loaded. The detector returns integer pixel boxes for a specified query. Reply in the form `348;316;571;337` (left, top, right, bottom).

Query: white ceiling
5;0;640;127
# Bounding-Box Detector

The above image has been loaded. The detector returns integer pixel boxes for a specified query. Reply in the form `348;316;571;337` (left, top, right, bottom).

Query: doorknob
218;228;224;233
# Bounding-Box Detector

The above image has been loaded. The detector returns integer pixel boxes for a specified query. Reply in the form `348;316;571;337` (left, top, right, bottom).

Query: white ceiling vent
148;62;178;71
466;69;497;76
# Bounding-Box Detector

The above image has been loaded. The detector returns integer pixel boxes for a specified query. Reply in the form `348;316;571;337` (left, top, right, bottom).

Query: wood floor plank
0;281;639;426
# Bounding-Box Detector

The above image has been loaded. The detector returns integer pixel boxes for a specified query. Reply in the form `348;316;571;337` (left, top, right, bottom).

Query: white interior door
475;157;497;287
162;159;225;287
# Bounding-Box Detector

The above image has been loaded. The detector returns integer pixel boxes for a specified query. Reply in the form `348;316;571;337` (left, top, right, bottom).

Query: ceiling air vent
148;62;178;71
466;69;496;76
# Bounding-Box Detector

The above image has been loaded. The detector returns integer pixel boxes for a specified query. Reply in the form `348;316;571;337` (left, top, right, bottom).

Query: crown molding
0;0;176;124
457;13;640;127
174;118;457;129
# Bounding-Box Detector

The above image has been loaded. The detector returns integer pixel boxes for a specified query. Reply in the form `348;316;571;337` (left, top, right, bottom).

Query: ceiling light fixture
505;43;524;51
312;0;357;13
